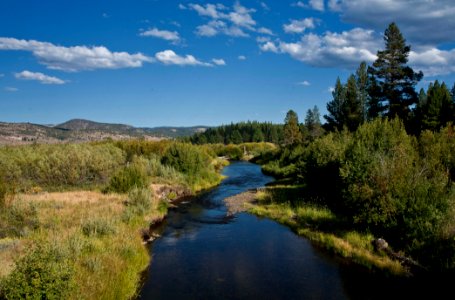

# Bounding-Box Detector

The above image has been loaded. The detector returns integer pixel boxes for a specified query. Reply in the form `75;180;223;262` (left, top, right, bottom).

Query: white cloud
140;28;180;43
178;4;187;10
293;1;324;11
155;50;211;66
328;86;335;93
258;27;273;35
260;41;279;53
283;18;317;34
187;2;257;38
329;0;455;45
0;73;4;78
409;47;455;76
195;20;248;38
212;58;226;65
238;55;246;60
0;37;152;72
298;80;311;86
188;3;225;19
260;2;270;10
4;87;18;92
15;70;66;84
309;0;324;11
259;28;380;68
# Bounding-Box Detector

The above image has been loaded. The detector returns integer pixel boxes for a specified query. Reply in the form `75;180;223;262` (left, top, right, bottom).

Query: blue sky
1;0;455;127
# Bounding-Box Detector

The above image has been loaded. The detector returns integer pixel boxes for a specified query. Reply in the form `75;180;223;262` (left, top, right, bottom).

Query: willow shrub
1;243;75;300
0;143;125;190
340;119;454;259
161;143;220;190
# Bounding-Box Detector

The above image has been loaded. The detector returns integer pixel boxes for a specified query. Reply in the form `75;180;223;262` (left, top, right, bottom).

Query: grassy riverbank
0;140;232;299
248;186;407;276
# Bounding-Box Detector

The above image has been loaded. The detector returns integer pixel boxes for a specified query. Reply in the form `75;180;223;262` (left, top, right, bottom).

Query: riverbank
226;186;409;276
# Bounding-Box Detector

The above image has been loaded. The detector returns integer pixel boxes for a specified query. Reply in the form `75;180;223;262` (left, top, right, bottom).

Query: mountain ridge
0;119;209;145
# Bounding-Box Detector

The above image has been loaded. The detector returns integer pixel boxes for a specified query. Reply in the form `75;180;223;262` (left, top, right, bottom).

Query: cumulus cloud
195;20;248;37
238;55;246;60
15;70;66;84
259;27;380;68
0;37;152;72
155;50;211;66
212;58;226;65
283;18;318;34
140;28;180;43
328;0;455;45
409;47;455;76
187;2;257;38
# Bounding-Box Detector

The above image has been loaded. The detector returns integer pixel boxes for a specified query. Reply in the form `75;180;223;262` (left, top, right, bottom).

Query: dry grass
0;190;157;299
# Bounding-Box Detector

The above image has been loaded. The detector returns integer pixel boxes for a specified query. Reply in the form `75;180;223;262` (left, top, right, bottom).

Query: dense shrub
0;143;124;190
126;187;154;216
105;159;149;193
1;243;75;299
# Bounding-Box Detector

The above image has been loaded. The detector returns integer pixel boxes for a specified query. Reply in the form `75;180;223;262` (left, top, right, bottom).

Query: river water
138;161;441;299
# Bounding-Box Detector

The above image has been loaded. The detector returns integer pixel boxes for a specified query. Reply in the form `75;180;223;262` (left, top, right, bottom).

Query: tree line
257;23;455;272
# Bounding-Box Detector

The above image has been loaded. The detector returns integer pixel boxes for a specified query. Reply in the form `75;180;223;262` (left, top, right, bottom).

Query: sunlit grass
249;188;407;276
0;190;161;299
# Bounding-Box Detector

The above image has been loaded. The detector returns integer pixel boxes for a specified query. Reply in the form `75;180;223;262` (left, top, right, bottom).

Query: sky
1;0;455;127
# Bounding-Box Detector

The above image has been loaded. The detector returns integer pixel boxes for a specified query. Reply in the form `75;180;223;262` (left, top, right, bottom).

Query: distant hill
0;119;209;145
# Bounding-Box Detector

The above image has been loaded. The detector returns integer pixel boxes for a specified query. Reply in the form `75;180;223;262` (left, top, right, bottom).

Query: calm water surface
138;161;441;300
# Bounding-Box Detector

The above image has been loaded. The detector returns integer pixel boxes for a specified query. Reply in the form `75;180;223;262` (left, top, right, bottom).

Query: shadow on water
138;161;449;300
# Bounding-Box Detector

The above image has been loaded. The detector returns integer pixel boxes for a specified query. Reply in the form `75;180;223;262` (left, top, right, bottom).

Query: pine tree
305;105;323;139
283;110;302;145
324;77;346;131
419;81;453;131
367;23;423;122
356;61;369;122
344;74;363;131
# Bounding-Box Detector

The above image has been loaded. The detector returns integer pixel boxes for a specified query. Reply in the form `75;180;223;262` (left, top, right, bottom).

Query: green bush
126;187;153;216
0;143;124;190
1;243;75;300
105;161;148;193
339;119;454;256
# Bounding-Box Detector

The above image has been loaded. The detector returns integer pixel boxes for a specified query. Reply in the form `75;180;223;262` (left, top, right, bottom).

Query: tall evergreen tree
305;105;323;139
419;81;453;131
367;22;423;122
324;77;346;131
344;74;363;131
283;110;302;145
355;61;369;122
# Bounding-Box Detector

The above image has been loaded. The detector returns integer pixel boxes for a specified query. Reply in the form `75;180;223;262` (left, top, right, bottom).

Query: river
138;161;442;299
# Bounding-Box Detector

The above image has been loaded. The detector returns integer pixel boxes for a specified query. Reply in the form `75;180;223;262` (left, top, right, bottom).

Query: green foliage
162;143;211;177
191;121;282;145
0;143;125;191
367;22;423;121
283;110;302;146
124;187;154;217
304;105;323;140
416;80;453;132
1;243;75;300
105;159;149;193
